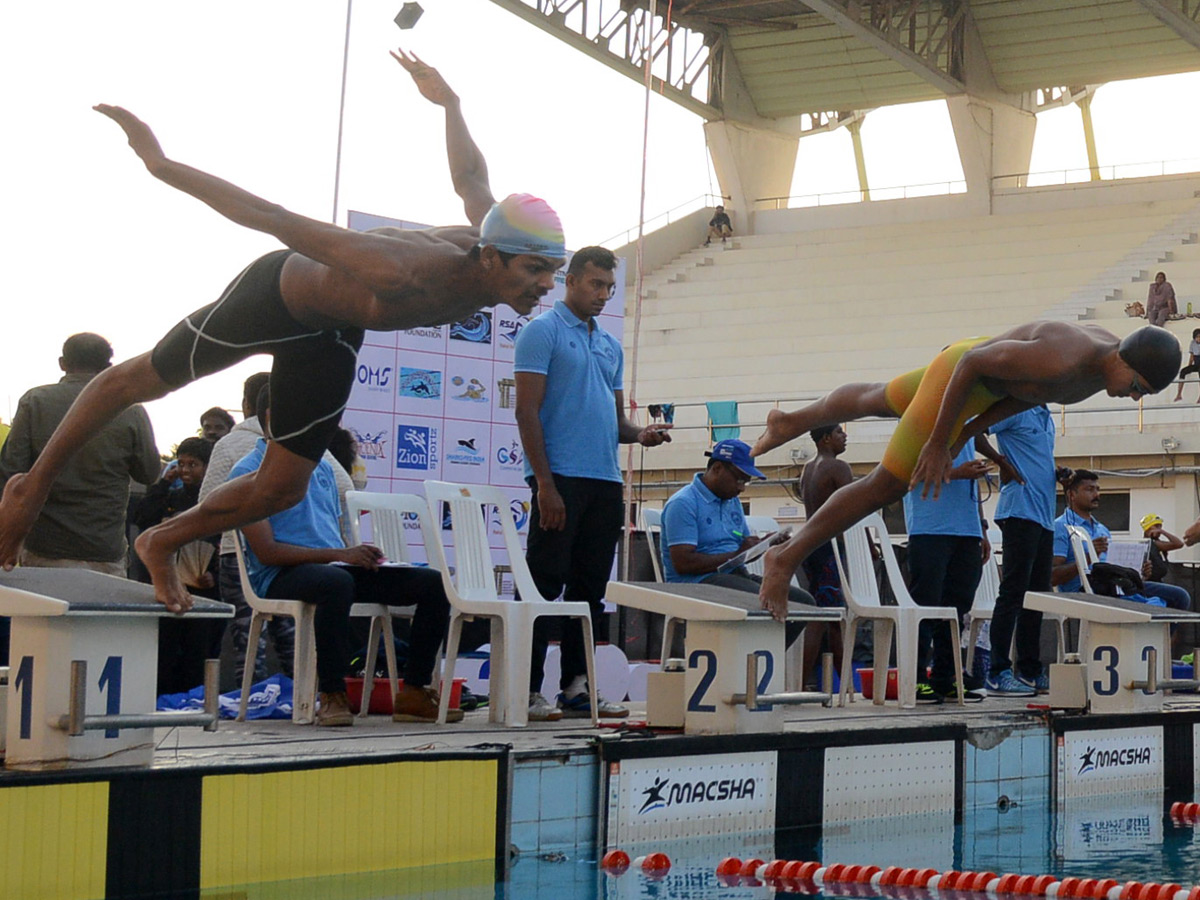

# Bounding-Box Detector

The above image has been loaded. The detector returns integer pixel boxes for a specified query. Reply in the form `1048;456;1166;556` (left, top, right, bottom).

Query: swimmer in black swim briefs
0;50;567;619
151;250;364;462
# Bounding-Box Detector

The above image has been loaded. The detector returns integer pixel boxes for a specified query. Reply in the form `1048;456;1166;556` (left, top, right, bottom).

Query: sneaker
914;682;944;705
939;682;985;703
458;686;483;712
392;684;464;723
985;669;1037;697
1017;672;1051;694
557;689;630;719
528;692;564;722
316;691;354;727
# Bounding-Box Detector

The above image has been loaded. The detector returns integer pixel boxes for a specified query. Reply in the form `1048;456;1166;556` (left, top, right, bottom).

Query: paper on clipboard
717;532;781;573
1105;539;1149;571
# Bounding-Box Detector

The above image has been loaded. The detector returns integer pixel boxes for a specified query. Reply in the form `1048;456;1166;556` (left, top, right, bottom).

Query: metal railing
755;179;967;211
993;157;1200;191
600;192;728;248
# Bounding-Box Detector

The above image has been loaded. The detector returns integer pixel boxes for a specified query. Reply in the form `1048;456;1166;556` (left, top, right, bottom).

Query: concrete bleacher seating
626;189;1200;471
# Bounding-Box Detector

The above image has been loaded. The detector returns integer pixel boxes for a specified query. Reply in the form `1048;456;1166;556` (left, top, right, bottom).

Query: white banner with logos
1057;727;1163;800
605;751;777;844
344;210;625;589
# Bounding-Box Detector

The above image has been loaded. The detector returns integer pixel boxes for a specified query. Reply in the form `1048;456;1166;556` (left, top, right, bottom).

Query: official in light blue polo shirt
514;299;625;483
903;443;983;539
662;474;752;584
985;405;1057;692
1053;506;1112;594
659;440;810;647
512;247;673;720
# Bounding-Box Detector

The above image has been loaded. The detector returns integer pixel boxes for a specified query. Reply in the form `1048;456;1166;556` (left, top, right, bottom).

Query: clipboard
716;531;781;574
1105;539;1150;571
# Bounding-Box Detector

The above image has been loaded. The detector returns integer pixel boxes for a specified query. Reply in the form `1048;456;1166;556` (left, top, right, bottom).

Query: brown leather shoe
316;691;354;727
392;684;464;723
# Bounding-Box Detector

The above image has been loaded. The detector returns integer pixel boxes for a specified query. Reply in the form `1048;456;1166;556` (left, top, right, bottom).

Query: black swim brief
150;249;365;462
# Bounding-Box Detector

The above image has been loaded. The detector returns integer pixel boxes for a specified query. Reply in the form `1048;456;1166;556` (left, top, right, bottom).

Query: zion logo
396;425;438;471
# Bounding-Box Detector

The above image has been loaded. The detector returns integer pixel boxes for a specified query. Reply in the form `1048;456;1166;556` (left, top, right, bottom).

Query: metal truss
1033;84;1095;112
1132;0;1200;50
485;0;721;119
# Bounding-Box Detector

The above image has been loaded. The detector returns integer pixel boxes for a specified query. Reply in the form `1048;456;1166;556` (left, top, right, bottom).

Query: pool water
195;794;1200;900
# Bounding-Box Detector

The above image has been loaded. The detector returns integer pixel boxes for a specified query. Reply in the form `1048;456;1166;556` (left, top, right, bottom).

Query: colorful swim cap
1118;325;1181;393
479;193;565;259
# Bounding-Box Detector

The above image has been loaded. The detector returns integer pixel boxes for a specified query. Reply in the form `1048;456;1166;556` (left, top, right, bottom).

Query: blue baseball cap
705;439;765;480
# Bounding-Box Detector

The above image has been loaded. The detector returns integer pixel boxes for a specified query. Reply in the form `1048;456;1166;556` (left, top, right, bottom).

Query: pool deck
136;691;1195;771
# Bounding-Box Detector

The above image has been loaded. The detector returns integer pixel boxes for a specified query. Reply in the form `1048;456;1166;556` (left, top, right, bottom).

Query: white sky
5;1;1200;452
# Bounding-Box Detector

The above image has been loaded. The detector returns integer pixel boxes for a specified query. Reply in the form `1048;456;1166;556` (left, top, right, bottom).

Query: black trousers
523;475;624;693
908;534;982;689
266;564;450;694
989;517;1052;680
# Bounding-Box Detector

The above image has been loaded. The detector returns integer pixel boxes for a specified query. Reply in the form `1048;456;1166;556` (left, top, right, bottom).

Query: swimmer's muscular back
278;224;487;332
800;454;852;517
968;321;1120;405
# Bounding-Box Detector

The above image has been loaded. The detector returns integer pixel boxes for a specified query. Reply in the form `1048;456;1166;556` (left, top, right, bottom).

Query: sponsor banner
487;487;532;550
1058;727;1162;799
444;356;493;420
493;305;530;361
341;411;396;483
492;372;518;425
490;424;526;487
606;751;777;844
447;311;493;359
396;322;447;354
441;419;491;485
347;345;397;413
394;418;441;480
395;350;446;418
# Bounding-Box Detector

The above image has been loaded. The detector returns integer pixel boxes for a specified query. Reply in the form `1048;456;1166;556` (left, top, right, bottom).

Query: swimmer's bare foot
0;473;44;570
135;526;193;614
752;408;804;458
759;547;792;623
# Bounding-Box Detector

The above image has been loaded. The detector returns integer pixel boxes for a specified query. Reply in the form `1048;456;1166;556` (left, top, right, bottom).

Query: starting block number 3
1092;644;1155;696
687;648;774;712
11;654;123;740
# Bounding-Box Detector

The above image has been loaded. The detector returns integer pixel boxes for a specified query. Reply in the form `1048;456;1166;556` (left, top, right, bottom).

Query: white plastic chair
344;491;436;718
233;538;319;724
1065;525;1098;593
423;481;599;727
834;512;964;709
965;552;1000;674
639;507;665;583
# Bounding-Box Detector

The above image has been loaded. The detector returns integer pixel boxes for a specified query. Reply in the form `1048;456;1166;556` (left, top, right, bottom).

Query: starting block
0;568;233;770
1025;591;1200;714
607;581;842;734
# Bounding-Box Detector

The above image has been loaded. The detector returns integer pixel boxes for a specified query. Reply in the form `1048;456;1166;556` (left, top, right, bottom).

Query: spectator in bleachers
797;425;850;685
981;406;1057;697
231;385;459;727
132;436;223;694
705;205;733;246
200;407;235;443
0;333;159;576
1147;271;1176;327
661;439;807;647
1174;328;1200;402
751;322;1181;621
905;442;991;703
1052;470;1191;612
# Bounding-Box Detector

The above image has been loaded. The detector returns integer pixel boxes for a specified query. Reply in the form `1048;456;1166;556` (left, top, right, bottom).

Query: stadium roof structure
490;0;1200;123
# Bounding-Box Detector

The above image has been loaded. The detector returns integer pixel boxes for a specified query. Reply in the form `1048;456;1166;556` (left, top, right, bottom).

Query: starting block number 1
687;648;774;712
11;654;124;740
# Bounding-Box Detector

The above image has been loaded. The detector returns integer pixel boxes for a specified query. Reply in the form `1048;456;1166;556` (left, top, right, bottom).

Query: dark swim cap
1118;325;1181;393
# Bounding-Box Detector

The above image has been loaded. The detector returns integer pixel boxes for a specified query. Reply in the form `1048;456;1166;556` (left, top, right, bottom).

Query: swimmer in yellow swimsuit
753;321;1181;621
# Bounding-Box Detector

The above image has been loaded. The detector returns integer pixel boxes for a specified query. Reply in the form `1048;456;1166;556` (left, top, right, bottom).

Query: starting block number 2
686;648;774;712
1091;644;1155;697
11;654;124;740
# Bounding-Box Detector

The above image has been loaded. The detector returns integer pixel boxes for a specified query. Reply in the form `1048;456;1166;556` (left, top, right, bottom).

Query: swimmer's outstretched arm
94;104;433;293
951;396;1037;452
392;49;495;227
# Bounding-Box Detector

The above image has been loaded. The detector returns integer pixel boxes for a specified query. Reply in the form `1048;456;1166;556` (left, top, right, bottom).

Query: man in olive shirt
0;333;159;574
